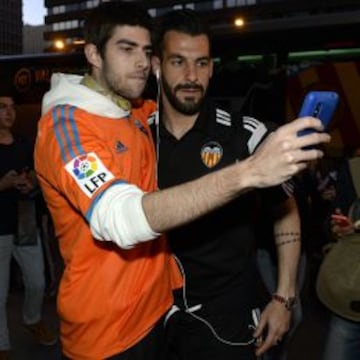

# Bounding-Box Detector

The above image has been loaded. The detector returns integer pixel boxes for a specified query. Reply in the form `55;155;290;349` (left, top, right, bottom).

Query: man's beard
103;62;146;100
162;78;205;116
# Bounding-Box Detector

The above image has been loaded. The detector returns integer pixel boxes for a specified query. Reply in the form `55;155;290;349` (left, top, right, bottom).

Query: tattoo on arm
274;232;301;247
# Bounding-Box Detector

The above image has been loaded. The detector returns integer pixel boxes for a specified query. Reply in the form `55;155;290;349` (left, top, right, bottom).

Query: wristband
272;293;297;311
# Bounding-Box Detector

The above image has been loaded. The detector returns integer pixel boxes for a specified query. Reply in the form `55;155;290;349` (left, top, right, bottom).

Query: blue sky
23;0;46;25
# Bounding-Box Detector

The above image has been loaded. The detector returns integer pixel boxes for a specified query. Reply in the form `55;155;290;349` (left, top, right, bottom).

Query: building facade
44;0;360;57
23;25;49;54
43;0;259;52
0;0;22;55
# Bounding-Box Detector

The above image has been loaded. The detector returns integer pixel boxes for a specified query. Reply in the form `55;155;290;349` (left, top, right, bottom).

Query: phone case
298;91;339;137
331;214;352;227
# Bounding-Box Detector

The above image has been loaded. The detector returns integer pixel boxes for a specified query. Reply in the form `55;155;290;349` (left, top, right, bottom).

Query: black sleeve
238;117;292;207
15;137;34;172
335;160;357;214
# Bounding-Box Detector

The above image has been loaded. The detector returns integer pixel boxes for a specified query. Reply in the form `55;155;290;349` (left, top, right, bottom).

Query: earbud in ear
156;69;160;80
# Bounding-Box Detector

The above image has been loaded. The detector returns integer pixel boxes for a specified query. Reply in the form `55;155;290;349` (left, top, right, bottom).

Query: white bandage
90;183;160;249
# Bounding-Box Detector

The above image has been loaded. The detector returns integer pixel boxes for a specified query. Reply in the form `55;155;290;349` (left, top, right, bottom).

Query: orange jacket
35;99;182;359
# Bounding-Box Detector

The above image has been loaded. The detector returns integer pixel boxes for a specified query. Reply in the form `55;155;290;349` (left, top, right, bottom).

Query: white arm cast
89;184;160;249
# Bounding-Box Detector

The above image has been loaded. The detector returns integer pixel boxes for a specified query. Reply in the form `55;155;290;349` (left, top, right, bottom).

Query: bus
0;52;87;141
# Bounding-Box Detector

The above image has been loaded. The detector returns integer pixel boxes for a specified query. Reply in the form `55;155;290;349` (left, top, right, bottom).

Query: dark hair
153;9;211;57
0;84;15;99
83;1;152;58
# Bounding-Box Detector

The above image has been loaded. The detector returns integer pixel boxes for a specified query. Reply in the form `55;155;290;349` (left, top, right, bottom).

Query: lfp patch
200;141;223;168
65;152;114;197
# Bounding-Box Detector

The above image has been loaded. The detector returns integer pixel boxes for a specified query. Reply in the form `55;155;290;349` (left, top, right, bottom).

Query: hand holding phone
298;91;339;137
251;308;263;346
331;213;353;228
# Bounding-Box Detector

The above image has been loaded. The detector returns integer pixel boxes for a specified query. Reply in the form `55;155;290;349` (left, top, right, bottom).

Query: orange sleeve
35;105;131;220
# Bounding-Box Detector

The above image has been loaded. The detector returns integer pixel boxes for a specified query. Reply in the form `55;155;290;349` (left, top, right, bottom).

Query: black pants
62;316;166;360
165;300;259;360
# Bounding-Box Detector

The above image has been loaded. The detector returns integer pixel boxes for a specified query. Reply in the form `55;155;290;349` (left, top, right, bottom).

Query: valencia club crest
200;141;223;168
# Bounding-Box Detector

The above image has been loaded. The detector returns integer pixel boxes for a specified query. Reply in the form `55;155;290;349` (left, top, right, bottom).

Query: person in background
0;89;57;360
321;148;360;360
34;2;330;359
150;9;316;360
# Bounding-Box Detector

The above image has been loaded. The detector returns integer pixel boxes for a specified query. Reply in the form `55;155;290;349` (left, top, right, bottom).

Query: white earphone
155;68;160;81
155;67;161;177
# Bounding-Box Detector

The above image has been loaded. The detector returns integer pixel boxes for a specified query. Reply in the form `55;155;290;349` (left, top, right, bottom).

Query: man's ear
84;43;102;70
151;56;161;80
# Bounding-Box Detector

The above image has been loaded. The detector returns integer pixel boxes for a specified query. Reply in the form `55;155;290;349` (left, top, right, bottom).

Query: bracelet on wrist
271;293;297;311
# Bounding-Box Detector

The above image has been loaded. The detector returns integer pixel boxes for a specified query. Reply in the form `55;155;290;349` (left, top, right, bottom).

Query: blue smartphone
298;91;339;137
